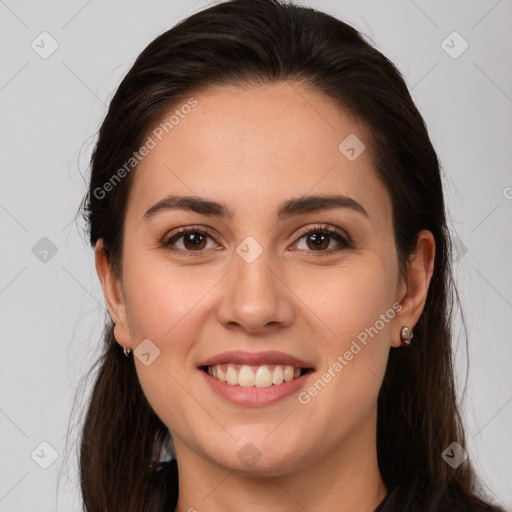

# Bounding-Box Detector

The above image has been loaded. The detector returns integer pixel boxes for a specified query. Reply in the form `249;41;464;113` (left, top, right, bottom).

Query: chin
205;437;309;477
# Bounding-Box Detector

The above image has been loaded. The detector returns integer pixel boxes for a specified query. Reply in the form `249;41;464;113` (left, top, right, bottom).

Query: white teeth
226;364;239;385
272;365;284;385
238;365;255;387
217;365;226;382
206;363;304;387
254;365;273;388
283;366;294;382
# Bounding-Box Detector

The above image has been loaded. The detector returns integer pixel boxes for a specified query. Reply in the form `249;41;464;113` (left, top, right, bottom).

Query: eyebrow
142;194;369;222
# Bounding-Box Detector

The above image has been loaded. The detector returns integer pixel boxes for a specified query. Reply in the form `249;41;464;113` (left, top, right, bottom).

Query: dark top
154;460;505;512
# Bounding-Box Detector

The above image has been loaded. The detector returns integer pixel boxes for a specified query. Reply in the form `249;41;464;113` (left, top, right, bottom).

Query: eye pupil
184;233;206;249
188;234;202;244
307;232;330;250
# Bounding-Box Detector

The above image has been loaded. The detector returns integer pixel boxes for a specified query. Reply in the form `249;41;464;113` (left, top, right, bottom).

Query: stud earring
400;326;414;345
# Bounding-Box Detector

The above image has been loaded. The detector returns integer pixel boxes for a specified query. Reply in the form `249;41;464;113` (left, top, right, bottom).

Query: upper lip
199;350;315;369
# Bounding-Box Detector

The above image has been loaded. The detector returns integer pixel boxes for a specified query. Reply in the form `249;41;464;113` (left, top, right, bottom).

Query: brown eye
293;225;351;253
162;227;218;253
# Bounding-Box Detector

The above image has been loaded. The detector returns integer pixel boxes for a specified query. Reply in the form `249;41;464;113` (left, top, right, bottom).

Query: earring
123;347;132;357
400;326;414;345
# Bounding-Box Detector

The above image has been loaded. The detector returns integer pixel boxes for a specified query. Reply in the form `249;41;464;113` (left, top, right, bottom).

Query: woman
77;0;504;510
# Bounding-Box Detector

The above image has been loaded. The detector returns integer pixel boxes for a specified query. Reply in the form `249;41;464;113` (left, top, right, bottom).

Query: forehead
127;81;391;225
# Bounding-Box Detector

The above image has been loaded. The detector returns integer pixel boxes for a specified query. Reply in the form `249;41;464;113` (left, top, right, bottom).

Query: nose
215;248;295;334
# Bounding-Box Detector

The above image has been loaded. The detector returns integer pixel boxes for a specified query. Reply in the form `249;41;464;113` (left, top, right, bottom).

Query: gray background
0;0;511;510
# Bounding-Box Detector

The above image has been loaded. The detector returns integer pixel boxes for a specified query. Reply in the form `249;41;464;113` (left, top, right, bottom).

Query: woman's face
98;81;423;476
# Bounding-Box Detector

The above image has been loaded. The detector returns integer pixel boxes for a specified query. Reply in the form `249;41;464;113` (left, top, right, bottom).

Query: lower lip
199;368;313;407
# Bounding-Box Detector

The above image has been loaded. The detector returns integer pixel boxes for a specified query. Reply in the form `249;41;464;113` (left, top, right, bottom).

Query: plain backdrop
0;0;511;510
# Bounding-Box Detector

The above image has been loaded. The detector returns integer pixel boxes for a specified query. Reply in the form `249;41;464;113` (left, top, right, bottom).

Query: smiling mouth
201;363;313;388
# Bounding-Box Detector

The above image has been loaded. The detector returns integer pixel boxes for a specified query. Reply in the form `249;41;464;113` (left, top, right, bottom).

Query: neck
173;409;387;512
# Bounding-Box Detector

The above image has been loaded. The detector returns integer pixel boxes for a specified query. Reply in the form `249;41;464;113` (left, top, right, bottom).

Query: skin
96;81;435;512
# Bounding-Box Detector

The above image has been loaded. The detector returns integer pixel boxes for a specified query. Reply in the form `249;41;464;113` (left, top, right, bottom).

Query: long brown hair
73;1;502;510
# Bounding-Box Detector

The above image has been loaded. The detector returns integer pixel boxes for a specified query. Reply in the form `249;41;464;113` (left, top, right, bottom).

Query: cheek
301;256;397;348
298;261;396;422
121;248;209;341
301;256;398;414
121;252;205;431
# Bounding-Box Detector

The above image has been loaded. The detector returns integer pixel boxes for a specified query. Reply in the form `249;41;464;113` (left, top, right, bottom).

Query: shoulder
376;484;506;512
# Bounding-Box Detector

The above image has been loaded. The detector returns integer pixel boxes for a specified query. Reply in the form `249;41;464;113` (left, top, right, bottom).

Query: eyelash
161;224;352;257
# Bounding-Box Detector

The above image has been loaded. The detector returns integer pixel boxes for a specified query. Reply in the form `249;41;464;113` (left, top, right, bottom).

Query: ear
391;230;436;347
95;239;132;350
